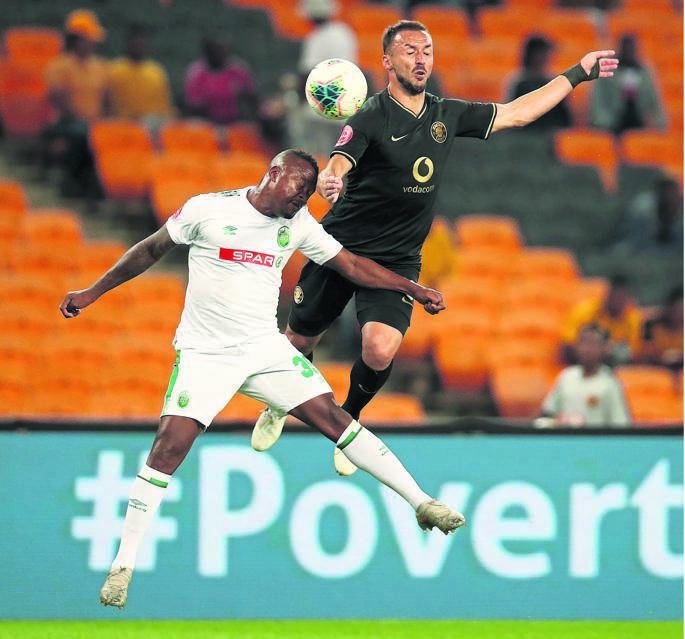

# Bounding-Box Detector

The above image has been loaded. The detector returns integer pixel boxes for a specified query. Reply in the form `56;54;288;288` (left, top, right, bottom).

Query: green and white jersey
166;188;342;349
323;89;496;268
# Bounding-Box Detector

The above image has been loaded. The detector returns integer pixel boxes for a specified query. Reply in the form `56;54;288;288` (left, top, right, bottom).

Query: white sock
111;464;171;570
336;421;431;510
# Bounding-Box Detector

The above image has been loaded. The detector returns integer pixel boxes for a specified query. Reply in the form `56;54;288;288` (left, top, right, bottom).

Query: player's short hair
282;148;320;179
382;20;429;53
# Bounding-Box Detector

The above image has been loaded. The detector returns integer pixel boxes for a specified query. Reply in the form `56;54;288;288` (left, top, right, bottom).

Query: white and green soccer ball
305;58;368;120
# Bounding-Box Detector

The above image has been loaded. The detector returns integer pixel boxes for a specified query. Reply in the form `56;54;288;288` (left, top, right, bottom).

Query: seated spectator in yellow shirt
561;274;642;366
44;8;111;197
109;23;176;134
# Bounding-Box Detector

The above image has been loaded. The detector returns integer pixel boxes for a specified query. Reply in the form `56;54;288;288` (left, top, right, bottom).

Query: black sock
341;357;394;420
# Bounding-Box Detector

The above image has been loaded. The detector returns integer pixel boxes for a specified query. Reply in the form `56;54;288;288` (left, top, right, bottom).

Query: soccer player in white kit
60;149;465;610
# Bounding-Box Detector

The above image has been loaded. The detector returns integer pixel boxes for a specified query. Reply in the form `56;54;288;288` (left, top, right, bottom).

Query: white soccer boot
99;566;133;609
333;447;358;476
415;499;466;535
251;407;286;451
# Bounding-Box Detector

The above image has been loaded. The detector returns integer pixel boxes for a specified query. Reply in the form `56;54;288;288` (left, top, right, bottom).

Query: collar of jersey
387;89;427;119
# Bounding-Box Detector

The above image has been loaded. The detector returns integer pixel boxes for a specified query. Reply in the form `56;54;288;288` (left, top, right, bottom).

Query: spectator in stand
537;323;631;427
109;23;176;134
43;8;111;197
506;35;573;131
611;176;683;256
589;33;665;135
298;0;358;75
561;274;642;366
183;33;259;126
283;0;360;157
639;286;683;372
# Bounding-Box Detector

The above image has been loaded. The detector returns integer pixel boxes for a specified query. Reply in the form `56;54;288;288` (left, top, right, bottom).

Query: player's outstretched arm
325;248;446;315
491;50;618;133
60;226;177;318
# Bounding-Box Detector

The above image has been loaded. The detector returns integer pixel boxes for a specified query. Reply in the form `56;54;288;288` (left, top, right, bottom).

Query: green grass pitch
0;620;681;639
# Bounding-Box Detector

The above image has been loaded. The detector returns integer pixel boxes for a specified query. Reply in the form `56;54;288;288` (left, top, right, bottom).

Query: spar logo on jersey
219;248;276;267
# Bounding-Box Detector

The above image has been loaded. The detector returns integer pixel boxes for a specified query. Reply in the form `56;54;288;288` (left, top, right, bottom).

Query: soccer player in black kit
253;20;618;474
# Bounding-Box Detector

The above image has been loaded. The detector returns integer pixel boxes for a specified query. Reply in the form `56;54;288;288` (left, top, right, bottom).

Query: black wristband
562;61;600;88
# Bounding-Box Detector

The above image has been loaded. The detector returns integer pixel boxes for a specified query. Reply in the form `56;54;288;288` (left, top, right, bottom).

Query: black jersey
322;89;496;268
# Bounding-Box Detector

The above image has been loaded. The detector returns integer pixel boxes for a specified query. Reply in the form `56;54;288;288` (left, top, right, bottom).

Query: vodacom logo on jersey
403;156;436;194
219;248;275;267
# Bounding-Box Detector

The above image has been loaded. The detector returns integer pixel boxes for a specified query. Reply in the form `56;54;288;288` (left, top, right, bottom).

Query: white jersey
541;365;631;426
165;188;342;349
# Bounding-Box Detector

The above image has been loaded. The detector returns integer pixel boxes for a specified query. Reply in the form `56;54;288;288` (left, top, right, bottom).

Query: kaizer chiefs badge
431;121;447;143
294;285;304;304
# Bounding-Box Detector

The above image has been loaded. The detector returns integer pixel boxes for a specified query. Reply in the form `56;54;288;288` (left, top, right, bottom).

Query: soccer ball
305;58;368;120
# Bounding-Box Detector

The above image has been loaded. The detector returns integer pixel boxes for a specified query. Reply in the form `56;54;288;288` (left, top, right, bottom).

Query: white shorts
161;333;332;428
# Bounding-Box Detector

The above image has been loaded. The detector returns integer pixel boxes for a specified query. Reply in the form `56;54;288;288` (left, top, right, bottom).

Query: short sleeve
330;107;374;167
451;99;497;139
165;195;205;245
295;209;343;264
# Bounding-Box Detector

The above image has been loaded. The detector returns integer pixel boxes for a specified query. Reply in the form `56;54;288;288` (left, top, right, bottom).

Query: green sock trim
337;426;362;450
138;474;168;488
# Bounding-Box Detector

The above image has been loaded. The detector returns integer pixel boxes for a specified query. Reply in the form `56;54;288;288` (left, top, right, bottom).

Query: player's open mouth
414;68;426;78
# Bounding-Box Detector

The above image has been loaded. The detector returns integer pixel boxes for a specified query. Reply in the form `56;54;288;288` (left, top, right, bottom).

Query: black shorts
287;260;420;337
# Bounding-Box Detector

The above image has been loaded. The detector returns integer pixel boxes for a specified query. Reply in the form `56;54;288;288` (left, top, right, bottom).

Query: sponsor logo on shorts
335;125;353;146
277;226;291;248
177;391;191;408
219;248;275;267
431;121;447;143
294;286;304;304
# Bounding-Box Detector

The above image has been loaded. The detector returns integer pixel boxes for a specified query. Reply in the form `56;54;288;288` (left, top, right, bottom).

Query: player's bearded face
388;31;433;95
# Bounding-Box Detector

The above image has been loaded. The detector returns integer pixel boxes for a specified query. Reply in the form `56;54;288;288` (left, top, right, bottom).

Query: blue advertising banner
0;432;681;620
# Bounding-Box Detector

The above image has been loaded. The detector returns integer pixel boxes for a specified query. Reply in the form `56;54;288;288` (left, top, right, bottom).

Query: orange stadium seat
226;122;273;156
0;61;52;138
345;5;403;36
488;335;561;373
511;247;580;284
0;179;29;215
3;27;63;69
619;130;683;179
150;173;211;224
209;153;269;191
502;277;579;319
572;277;609;305
477;7;539;43
490;362;559;419
454;214;523;253
22;208;83;250
411;7;470;58
615;365;682;426
317;361;352;401
453;248;515;290
536;10;599;51
432;307;499;392
267;2;314;39
216;393;267;424
554;129;618;192
159;120;221;159
361;392;426;426
397;305;434;361
90;120;155;199
497;306;565;344
356;31;385;93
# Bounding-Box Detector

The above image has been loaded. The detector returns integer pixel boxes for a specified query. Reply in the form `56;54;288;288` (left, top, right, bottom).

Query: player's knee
285;326;319;355
362;343;396;371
